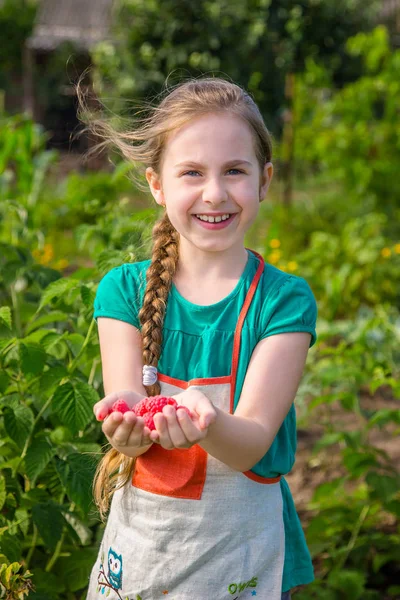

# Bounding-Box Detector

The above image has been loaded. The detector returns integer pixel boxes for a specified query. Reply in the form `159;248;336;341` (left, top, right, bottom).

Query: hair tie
142;365;158;386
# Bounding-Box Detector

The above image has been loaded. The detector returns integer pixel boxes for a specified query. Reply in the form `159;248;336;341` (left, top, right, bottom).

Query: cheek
164;182;196;211
238;181;259;203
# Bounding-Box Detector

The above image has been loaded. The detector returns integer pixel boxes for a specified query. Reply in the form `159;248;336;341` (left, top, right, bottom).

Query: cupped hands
93;388;217;454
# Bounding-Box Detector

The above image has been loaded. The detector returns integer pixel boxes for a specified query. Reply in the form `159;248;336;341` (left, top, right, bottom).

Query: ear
259;162;273;202
145;167;165;207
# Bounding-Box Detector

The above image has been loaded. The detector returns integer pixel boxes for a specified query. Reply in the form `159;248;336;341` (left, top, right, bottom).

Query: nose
202;176;228;206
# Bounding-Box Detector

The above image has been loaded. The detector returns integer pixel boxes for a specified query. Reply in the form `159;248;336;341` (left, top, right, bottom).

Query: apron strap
229;249;265;412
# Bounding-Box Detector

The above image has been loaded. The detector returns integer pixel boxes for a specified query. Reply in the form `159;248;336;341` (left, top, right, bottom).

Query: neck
176;238;249;282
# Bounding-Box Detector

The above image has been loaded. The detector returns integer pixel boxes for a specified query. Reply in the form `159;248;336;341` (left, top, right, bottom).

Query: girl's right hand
102;411;153;457
94;390;153;456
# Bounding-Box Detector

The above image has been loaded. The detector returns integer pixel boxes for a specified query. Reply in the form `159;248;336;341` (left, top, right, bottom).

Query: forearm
198;406;272;472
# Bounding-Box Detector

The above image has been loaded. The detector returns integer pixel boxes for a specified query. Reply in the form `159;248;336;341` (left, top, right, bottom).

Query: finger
94;390;121;421
94;400;111;421
113;411;149;447
177;408;206;442
141;424;153;446
195;402;217;429
125;415;150;447
162;405;190;448
102;411;124;436
149;429;160;443
153;412;174;450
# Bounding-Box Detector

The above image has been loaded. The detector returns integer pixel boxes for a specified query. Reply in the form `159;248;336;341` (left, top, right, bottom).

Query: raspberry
132;395;180;430
142;412;155;431
110;399;131;414
132;398;149;417
133;395;177;418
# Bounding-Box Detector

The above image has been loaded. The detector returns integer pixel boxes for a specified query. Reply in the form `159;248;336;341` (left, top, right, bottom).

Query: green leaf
25;310;69;334
0;371;10;394
312;478;345;503
308;392;340;410
55;454;98;516
63;511;92;546
32;502;64;551
3;402;34;447
327;569;366;599
39;365;69;394
41;331;69;359
313;432;343;452
25;436;55;484
19;342;47;376
28;567;66;597
80;285;96;308
66;333;85;357
53;382;98;434
0;307;12;329
372;548;400;573
15;508;30;537
0;532;21;562
367;409;400;429
366;472;399;503
342;449;379;477
49;426;73;445
38;278;79;311
57;548;98;592
0;474;6;511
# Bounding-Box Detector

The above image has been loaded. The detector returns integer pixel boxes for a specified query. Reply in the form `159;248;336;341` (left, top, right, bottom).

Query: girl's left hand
149;388;217;449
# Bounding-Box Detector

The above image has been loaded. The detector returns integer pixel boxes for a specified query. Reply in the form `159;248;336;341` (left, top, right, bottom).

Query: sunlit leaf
53;382;98;434
0;306;12;329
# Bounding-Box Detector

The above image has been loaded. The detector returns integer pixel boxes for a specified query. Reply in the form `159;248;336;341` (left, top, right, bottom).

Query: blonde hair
80;77;274;520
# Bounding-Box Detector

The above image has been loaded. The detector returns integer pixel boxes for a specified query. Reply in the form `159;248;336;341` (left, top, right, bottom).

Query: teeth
195;214;231;223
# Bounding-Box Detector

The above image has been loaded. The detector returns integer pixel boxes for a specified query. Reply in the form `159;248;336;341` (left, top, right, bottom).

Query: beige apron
87;252;285;600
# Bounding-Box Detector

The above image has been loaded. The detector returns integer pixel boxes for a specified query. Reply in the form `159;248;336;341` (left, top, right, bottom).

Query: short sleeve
259;276;318;348
93;265;140;329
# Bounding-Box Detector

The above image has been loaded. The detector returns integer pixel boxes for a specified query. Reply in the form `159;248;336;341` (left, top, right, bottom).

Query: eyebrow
174;159;253;169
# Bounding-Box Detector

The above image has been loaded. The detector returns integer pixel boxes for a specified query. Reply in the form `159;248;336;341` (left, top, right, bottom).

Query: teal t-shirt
93;248;318;592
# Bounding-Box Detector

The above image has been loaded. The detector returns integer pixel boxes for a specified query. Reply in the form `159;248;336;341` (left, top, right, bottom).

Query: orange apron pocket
132;444;208;500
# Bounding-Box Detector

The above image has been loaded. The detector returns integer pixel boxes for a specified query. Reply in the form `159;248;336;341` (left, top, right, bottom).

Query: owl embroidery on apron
97;546;125;597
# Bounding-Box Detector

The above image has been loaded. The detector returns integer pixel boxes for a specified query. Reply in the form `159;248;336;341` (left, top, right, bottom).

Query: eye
226;168;244;175
182;170;201;177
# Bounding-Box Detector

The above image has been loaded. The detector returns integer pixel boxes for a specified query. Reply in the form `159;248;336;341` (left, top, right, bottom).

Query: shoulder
251;255;318;347
97;259;151;292
93;259;152;328
262;262;315;300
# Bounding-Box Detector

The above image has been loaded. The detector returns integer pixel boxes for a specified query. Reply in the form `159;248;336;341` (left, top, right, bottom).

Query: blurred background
0;1;399;599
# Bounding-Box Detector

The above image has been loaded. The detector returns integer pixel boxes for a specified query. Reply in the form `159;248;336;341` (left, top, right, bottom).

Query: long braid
139;212;180;396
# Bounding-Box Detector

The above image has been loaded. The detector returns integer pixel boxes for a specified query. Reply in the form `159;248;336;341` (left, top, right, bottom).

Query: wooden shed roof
27;0;114;51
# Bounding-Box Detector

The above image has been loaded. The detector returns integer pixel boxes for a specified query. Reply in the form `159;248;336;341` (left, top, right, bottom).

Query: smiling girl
85;78;318;600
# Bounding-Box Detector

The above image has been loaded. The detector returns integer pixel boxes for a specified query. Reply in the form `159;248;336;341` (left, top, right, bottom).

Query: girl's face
146;112;273;255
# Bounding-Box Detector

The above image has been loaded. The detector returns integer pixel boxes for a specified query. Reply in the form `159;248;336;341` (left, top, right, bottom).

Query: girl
86;77;318;600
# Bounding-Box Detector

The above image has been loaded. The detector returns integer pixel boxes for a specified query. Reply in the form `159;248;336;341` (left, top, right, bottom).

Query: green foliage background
0;3;399;598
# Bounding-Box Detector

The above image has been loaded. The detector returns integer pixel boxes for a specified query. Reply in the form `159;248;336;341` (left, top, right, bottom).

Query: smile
195;213;232;223
192;213;237;229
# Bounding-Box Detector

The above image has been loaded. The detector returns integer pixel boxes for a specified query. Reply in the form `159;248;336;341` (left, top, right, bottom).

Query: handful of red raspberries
108;395;192;431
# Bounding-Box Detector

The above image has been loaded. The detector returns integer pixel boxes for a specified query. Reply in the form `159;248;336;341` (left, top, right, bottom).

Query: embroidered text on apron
87;251;285;600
